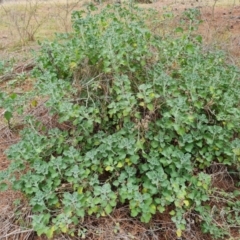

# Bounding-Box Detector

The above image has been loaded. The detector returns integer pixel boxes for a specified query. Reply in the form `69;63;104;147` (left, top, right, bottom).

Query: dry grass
0;0;85;51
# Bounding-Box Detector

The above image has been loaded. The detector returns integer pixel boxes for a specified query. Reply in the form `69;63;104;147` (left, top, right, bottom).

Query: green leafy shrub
1;4;240;239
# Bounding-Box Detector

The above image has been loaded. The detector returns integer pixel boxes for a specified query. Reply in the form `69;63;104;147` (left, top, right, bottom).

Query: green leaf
105;204;112;215
195;35;202;43
88;206;99;215
183;200;190;207
169;210;175;216
173;124;185;136
151;141;158;149
46;226;55;239
93;197;101;204
104;67;112;73
149;204;156;214
76;209;85;218
117;162;123;168
175;27;183;33
78;186;83;194
137;93;144;99
140;212;151;223
157;205;165;213
185;143;193;152
60;225;68;233
0;182;8;191
147;103;154;111
105;166;113;172
197;181;202;187
129;155;138;164
186;44;195;54
4;111;12;122
131;208;139;217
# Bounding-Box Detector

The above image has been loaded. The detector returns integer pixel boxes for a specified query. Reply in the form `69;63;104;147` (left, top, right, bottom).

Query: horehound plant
0;3;240;240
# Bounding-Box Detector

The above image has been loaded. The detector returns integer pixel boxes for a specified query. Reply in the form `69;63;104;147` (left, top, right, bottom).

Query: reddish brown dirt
199;5;240;62
149;1;240;65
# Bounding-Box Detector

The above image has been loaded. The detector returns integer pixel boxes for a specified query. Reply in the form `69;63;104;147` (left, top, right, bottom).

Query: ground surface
0;0;240;239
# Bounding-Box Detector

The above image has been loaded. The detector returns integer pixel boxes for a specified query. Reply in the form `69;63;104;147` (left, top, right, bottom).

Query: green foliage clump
0;4;240;239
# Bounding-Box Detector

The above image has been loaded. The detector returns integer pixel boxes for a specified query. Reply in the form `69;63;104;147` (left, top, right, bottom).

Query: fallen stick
0;61;35;83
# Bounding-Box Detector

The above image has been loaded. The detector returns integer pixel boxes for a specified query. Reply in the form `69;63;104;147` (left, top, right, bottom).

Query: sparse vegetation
1;0;47;45
0;1;240;240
